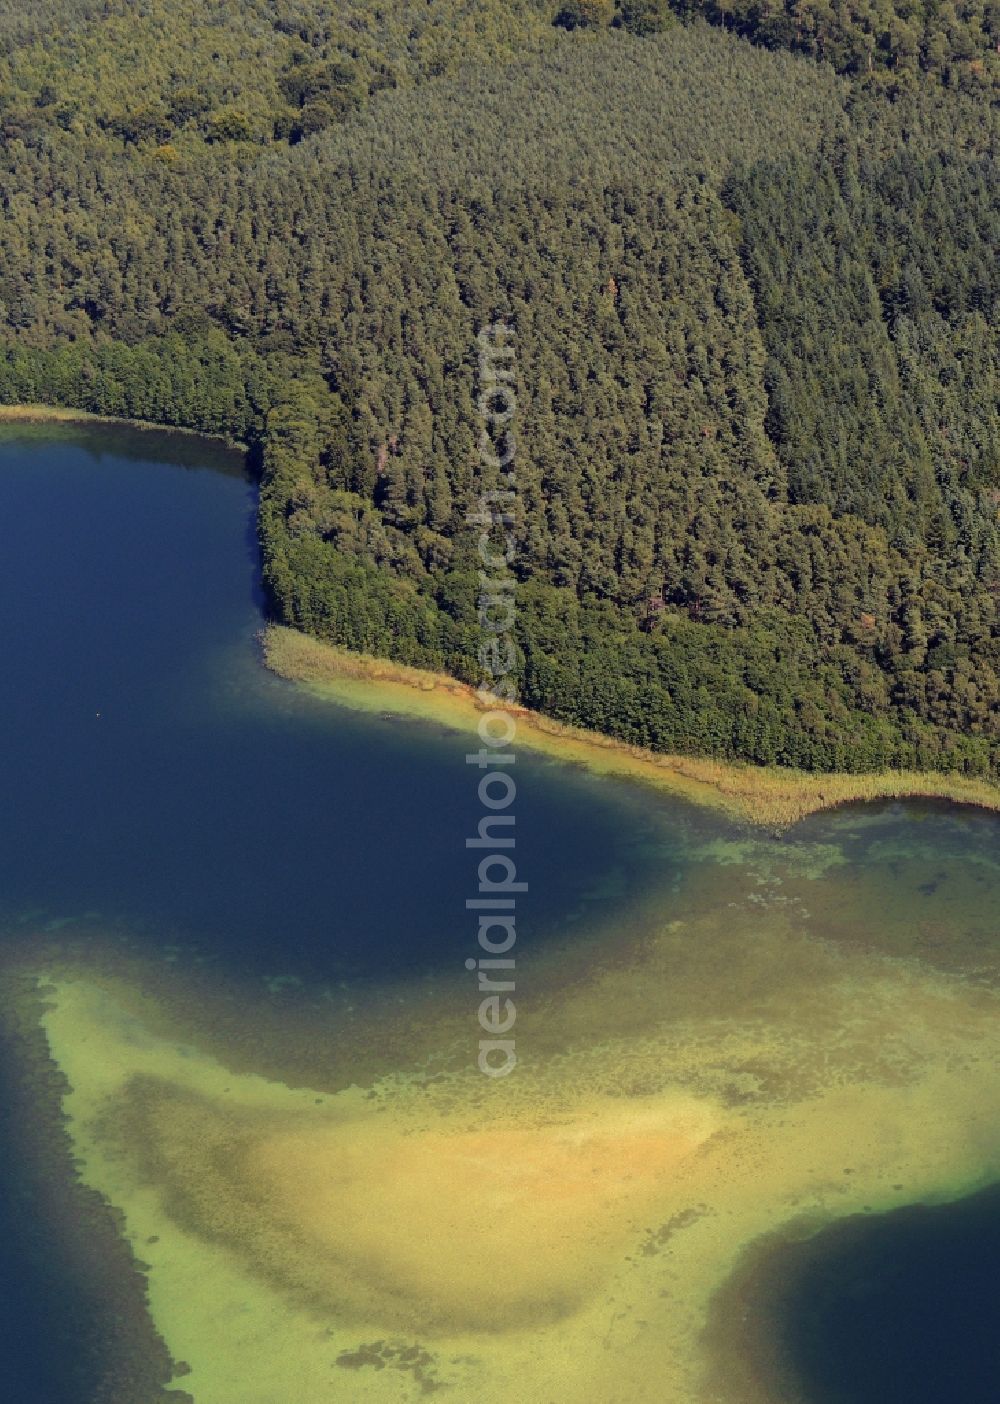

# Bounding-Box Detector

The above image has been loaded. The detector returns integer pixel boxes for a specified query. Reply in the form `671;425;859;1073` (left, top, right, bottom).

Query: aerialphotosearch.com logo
466;320;521;1078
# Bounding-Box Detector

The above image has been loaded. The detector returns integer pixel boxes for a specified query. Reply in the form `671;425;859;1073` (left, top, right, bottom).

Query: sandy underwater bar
15;828;1000;1404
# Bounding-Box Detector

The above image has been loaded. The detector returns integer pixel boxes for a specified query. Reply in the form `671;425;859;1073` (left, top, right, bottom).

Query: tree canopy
0;3;996;780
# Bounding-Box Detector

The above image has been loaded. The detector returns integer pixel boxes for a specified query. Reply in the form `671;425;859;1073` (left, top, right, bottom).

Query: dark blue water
0;425;704;1403
775;1184;1000;1404
0;426;690;983
0;426;997;1403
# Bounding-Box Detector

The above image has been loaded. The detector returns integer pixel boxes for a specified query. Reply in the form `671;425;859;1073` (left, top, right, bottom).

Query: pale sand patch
35;936;1000;1404
247;1099;718;1328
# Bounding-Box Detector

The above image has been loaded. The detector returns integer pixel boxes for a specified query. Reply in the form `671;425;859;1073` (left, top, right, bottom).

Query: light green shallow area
34;838;1000;1404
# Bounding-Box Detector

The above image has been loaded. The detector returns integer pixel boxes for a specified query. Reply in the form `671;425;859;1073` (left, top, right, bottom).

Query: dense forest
0;2;996;777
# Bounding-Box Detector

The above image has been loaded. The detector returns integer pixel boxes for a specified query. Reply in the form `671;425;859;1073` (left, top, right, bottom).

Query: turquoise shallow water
0;426;997;1402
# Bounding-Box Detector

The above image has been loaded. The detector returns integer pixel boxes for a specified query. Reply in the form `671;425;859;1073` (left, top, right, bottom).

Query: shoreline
0;402;247;451
7;403;1000;1403
5;403;996;830
261;624;1000;829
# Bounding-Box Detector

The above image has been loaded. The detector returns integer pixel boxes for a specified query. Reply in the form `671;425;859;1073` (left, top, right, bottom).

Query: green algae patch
261;624;1000;829
33;874;1000;1404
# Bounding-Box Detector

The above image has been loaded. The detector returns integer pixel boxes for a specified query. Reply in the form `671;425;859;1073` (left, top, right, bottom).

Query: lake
0;426;998;1403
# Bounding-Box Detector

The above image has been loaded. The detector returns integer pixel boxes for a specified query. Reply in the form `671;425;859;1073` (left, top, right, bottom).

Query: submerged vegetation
2;425;999;1399
0;7;997;1400
27;810;1000;1401
0;2;996;784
